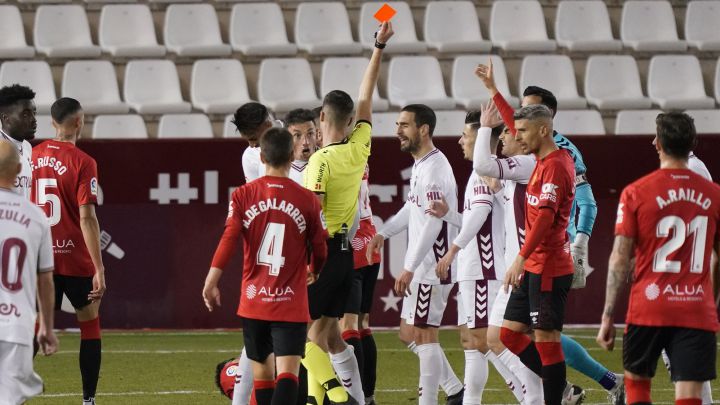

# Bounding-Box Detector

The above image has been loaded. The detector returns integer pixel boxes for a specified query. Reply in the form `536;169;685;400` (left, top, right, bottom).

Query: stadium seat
685;109;720;134
621;1;687;51
85;0;136;3
321;57;389;112
99;5;166;57
686;1;720;51
434;111;466;136
555;1;622;51
585;55;652;110
34;115;54;140
18;0;71;4
370;112;398;137
424;1;491;53
34;5;101;58
229;3;297;56
158;114;214;139
452;55;519;110
223;114;239;138
92;115;149;139
715;59;720;105
358;2;426;53
295;3;362;55
164;4;231;57
258;58;321;112
387;56;455;110
0;6;35;58
519;55;586;109
124;60;192;114
490;0;556;51
647;55;715;109
0;61;56;113
62;61;129;115
553;110;606;136
191;59;250;115
614;110;663;135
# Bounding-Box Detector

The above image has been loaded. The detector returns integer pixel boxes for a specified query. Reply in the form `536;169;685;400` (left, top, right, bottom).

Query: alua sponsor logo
246;284;295;301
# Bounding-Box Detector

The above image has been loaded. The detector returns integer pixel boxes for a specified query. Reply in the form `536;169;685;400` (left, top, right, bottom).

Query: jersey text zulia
211;176;328;323
31;140;98;277
615;168;720;331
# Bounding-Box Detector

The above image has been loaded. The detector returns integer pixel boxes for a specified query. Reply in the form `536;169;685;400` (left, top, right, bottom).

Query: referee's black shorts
308;235;354;320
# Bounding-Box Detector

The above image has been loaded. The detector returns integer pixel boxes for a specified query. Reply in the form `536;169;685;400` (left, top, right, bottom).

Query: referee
301;22;394;405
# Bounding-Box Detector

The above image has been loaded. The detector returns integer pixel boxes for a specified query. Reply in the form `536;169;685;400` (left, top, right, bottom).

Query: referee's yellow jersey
305;120;371;237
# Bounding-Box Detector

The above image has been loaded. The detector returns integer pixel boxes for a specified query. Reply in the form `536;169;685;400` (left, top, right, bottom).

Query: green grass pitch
30;328;718;404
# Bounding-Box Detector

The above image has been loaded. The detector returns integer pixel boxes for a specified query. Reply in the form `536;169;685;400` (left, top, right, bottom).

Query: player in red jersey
499;104;576;405
203;128;329;405
31;98;105;405
597;112;720;405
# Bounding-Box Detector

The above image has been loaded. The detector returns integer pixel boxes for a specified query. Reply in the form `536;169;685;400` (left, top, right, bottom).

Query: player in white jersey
0;140;57;405
368;104;464;405
232;102;282;184
0;85;37;200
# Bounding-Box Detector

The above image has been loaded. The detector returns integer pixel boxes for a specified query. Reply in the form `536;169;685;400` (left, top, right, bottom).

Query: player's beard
399;136;420;154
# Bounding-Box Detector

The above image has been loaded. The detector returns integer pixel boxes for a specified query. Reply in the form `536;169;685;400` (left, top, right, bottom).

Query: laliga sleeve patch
90;177;98;196
320;210;328;230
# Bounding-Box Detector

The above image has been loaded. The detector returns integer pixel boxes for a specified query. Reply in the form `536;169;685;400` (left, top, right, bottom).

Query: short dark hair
214;358;234;399
284;108;316;127
655;112;697;160
259;128;293;167
402;104;436;136
465;110;504;137
0;84;35;111
322;90;354;126
523;86;558;117
51;97;82;124
232;102;269;137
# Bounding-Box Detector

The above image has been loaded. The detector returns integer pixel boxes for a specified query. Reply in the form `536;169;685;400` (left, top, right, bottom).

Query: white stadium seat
555;1;622;51
295;3;362;55
685;109;720;134
0;61;56;113
519;55;586;109
715;58;720;105
191;59;251;114
223;114;239;138
164;4;231;57
621;1;687;51
321;57;389;112
647;55;715;109
424;1;491;53
99;5;166;57
387;56;456;110
553;110;606;136
686;1;720;51
615;110;663;135
0;6;35;58
370;112;398;137
34;5;101;58
452;55;518;110
92;115;149;139
585;55;652;110
19;0;71;4
434;111;467;136
62;61;128;115
358;2;426;54
34;115;54;140
124;60;192;114
230;3;297;56
490;0;556;51
158;114;214;139
258;58;321;112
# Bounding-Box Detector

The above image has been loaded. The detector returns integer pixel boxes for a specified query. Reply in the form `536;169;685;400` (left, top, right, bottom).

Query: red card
374;4;397;23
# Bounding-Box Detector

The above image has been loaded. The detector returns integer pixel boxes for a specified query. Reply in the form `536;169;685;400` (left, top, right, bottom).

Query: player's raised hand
427;197;449;218
479;102;503;129
88;270;106;302
596;315;616;351
474;58;497;95
367;234;385;264
394;270;413;297
37;327;59;356
375;21;394;44
503;255;525;293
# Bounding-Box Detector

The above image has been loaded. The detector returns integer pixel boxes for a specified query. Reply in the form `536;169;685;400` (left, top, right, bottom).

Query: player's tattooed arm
602;235;634;318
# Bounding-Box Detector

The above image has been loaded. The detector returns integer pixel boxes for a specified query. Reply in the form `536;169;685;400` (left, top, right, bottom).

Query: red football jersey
213;176;328;323
615;168;720;331
31;140;99;277
352;165;381;269
524;149;575;277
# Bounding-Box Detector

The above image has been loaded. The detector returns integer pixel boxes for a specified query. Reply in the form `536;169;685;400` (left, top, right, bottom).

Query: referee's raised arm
355;21;394;124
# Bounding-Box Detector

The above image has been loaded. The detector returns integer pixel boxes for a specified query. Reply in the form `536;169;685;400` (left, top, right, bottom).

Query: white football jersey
689;152;712;181
1;131;32;200
406;148;458;285
256;160;307;185
0;189;53;346
241;145;262;183
496;155;536;265
457;171;506;281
